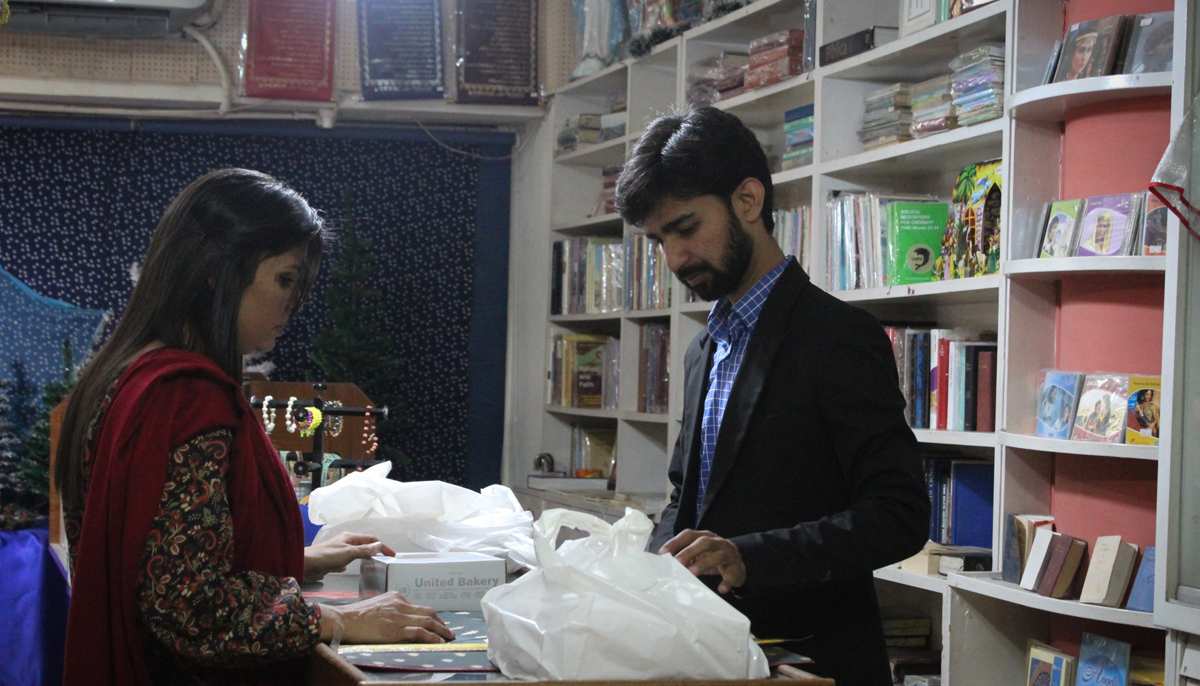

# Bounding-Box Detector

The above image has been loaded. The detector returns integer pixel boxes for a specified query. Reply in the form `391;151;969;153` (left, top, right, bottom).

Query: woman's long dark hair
55;168;327;513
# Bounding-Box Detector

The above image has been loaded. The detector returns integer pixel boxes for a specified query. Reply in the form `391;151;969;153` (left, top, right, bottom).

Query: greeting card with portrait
1125;376;1161;446
1053;15;1128;82
1038;199;1084;258
1072;373;1130;443
1035;370;1085;440
1074;193;1141;257
1141;190;1168;256
1123;12;1174;75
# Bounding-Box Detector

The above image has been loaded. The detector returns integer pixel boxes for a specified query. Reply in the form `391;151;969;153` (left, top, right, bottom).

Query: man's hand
304;532;395;582
659;529;746;594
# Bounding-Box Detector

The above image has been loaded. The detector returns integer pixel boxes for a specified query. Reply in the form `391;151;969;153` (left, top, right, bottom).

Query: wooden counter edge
305;644;836;685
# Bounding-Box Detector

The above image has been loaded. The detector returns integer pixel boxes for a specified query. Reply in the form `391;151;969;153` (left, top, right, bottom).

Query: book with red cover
1051;537;1088;599
245;0;336;101
976;350;997;432
937;338;951;430
1037;534;1076;597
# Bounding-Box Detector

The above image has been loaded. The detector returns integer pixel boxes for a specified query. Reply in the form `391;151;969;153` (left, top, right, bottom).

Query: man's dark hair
616;106;775;234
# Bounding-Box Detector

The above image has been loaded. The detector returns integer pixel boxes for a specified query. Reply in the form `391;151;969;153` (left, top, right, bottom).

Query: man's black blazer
649;261;930;686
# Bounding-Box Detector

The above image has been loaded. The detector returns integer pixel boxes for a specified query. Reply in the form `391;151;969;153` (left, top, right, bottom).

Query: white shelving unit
504;0;1197;682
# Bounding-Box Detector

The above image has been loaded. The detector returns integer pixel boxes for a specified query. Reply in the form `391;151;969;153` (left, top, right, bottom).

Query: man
616;107;929;686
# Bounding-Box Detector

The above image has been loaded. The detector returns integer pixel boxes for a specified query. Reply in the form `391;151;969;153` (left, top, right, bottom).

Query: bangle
262;395;276;434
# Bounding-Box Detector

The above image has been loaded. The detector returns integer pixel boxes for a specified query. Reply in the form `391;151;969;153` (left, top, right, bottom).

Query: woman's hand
304;532;395;582
319;593;456;644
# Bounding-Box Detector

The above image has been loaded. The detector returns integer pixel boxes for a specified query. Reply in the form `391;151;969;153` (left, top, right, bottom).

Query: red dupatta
63;348;306;686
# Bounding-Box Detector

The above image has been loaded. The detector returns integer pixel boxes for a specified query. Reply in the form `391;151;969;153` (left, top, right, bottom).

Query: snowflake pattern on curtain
0;125;482;483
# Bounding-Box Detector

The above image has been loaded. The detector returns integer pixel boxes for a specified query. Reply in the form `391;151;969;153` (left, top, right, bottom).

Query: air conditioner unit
3;0;213;39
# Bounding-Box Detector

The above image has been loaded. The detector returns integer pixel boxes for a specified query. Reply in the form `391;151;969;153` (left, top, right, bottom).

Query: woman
57;169;453;686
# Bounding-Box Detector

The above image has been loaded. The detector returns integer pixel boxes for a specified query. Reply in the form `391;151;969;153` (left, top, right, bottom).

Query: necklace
325;400;344;437
285;396;299;434
262;395;276;433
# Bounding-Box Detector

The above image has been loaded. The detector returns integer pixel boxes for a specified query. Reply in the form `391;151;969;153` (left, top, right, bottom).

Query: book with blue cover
1036;370;1085;440
1125;546;1155;612
358;0;445;100
1075;632;1130;686
950;461;993;548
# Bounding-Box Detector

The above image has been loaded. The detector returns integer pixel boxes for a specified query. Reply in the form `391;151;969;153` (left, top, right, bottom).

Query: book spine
964;345;979;431
819;28;874;66
977;350;996;432
937;338;950;430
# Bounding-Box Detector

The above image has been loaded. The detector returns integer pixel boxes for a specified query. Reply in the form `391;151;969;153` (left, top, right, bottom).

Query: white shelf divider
621;411;671;424
998;431;1160;461
624;308;672;320
912;429;997;448
1008;72;1174;123
874;564;950;594
947;572;1158;628
544;405;620;420
833;274;1001;305
554;134;633;167
549;312;623;324
820;118;1004;176
1004;256;1167;279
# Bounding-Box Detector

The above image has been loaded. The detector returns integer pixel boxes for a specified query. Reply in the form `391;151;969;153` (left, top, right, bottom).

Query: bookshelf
504;0;1197;681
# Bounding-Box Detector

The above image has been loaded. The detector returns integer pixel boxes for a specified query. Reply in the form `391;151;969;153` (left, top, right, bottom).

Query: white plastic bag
308;463;536;571
481;508;769;681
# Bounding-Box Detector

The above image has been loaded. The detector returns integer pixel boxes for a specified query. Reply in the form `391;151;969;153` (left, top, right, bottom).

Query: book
950;460;993;547
1130;654;1165;686
883;618;933;636
1019;527;1057;591
442;0;538;105
1122;12;1174;75
1002;514;1023;584
962;343;996;431
888;647;941;684
899;0;936;38
1125;546;1155;612
1080;535;1139;607
1125;376;1161;446
1039;535;1087;599
1140;191;1168;256
1054;15;1128;82
1039;199;1084;258
819;26;899;66
1075;193;1141;257
887;636;930;648
1076;632;1131;686
938;550;991;574
1015;515;1055;576
1036;533;1075;597
244;0;337;101
888;203;950;285
358;0;444;100
1042;40;1064;85
976;350;997;432
1028;639;1077;686
1035;370;1085;440
945;158;1002;278
1072;373;1130;443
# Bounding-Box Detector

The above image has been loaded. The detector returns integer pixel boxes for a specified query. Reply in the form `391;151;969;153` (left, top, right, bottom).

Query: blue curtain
0;527;69;686
0;117;512;486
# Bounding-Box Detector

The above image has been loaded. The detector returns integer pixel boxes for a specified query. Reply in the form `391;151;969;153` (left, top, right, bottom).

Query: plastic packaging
745;56;804;90
572;0;627;79
308;463;537;571
482;508;770;680
1072;373;1131;443
748;28;804;55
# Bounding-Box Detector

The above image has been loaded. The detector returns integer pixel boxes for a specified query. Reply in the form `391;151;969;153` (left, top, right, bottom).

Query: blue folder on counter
949;461;993;548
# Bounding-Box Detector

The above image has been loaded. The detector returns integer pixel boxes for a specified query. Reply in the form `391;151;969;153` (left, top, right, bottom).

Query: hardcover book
1122;12;1174;75
1035;370;1085;440
244;0;337;101
888;203;949;285
936;158;1002;279
1080;535;1139;607
1028;640;1076;686
1125;376;1161;446
1125;546;1155;612
358;0;444;100
1072;373;1130;443
1141;191;1168;256
1050;536;1087;599
1075;193;1140;257
1020;527;1058;591
1076;632;1131;686
949;460;993;548
1054;15;1128;82
443;0;539;105
819;26;899;66
1039;199;1084;258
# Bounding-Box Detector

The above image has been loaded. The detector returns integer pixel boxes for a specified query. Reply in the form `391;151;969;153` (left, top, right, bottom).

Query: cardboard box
359;552;506;611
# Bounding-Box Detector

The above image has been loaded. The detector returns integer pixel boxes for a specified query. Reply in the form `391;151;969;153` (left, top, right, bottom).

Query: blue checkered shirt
696;256;791;518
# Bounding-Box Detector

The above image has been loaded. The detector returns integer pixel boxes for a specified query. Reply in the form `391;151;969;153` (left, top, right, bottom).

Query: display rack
505;0;1196;681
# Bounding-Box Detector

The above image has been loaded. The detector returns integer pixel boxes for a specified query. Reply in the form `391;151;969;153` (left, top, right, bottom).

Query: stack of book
772;205;813;275
883;617;933;650
624;233;672;310
781;104;814;170
555;112;628;155
885;327;998;433
551;237;624;315
594;165;622;217
546;334;619;410
858;83;912;150
686;53;749;106
637;323;670;414
746;29;806;90
949;46;1004;126
887;646;941;686
909;74;956;139
919;456;993;550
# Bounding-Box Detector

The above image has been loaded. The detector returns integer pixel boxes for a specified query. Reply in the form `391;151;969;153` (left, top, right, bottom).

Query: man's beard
674;209;755;301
